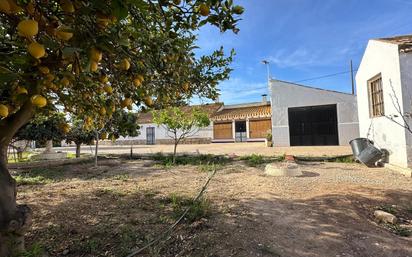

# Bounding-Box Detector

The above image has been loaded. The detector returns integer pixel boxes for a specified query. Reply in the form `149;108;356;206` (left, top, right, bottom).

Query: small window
368;74;384;117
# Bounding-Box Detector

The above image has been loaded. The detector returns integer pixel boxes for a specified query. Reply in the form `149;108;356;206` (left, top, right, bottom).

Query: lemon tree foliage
102;109;140;140
153;106;210;163
14;112;68;144
0;0;243;255
65;119;95;157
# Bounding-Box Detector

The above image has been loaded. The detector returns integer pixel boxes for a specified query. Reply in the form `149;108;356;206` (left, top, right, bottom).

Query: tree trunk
173;141;178;164
94;131;99;167
0;101;34;256
44;140;53;153
75;143;81;158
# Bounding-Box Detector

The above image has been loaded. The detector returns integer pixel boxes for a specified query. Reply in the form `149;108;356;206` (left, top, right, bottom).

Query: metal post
350;60;355;95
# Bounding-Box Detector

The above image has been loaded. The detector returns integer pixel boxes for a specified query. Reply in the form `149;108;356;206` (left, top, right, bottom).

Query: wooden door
249;119;271;138
213;122;233;139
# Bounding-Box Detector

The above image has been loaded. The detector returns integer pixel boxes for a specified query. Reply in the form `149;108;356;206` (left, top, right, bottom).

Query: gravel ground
16;159;412;257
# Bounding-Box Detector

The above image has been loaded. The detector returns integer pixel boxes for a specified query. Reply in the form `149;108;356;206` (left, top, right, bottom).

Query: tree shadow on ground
22;180;412;257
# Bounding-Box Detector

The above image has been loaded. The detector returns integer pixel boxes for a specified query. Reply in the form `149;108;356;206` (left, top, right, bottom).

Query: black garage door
288;104;339;146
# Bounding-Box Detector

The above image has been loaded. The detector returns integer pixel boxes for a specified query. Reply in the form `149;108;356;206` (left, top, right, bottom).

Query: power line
292;69;358;83
223;68;359;93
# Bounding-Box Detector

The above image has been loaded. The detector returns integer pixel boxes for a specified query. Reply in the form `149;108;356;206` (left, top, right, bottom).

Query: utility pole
350;60;355;95
261;60;271;85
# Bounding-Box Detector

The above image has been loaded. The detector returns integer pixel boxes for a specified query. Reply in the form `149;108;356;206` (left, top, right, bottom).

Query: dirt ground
57;142;352;157
14;158;412;257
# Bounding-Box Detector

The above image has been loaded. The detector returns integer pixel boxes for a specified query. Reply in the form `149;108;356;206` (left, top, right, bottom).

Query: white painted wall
269;80;359;146
117;123;213;142
356;40;412;168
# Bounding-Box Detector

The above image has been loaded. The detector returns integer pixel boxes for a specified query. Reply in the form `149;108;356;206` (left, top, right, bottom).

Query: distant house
211;96;272;143
116;96;273;145
117;103;222;145
269;80;359;146
356;34;412;169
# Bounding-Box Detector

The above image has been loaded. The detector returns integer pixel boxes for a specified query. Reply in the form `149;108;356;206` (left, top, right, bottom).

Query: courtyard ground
13;156;412;257
56;142;352;157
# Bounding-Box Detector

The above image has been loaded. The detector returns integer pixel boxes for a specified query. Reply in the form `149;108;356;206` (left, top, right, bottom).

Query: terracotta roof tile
211;104;272;121
377;34;412;53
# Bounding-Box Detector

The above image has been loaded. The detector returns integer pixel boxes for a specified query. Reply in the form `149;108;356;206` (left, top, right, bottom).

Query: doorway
235;121;247;142
146;127;155;145
288;104;339;146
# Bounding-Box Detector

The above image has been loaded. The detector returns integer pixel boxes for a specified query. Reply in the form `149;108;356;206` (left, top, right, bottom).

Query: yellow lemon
119;58;130;71
45;73;55;82
56;27;73;41
100;132;107;140
31;95;47;107
133;77;142;87
38;66;49;74
103;85;113;94
28;42;45;59
16;86;28;94
97;18;110;28
121;98;132;108
99;107;106;116
17;19;38;37
60;0;74;13
183;82;190;92
90;47;102;62
0;104;8;117
61;77;70;87
60;123;70;133
0;0;10;13
144;97;153;107
90;61;98;72
199;3;210;16
100;75;108;83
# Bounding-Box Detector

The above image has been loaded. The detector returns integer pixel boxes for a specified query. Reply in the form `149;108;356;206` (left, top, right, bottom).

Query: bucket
349;138;373;159
357;144;383;167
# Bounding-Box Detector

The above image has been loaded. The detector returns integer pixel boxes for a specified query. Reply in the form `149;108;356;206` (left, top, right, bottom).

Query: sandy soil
56;142;353;157
14;158;412;257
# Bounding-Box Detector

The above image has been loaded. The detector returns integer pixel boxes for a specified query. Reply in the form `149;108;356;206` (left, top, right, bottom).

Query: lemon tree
153;106;210;163
0;0;243;255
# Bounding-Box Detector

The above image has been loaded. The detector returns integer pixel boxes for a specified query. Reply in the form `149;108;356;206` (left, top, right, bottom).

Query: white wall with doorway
269;80;359;147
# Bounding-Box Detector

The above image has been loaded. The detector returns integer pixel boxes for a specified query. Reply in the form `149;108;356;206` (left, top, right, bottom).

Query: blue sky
193;0;412;104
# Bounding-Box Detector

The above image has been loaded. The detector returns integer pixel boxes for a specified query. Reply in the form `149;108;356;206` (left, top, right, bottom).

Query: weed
378;205;398;215
15;243;44;257
112;174;129;181
152;153;230;167
198;163;221;173
240;154;283;167
14;175;53;185
167;193;210;222
386;224;411;237
95;188;126;198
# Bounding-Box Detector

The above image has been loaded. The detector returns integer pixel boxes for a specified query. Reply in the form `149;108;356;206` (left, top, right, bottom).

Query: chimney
262;94;267;103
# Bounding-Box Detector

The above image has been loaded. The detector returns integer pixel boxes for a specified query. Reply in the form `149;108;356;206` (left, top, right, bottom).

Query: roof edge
270;79;355;96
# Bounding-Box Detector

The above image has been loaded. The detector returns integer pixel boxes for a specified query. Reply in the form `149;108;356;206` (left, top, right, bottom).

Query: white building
356;35;412;170
269;79;359;146
117;104;222;145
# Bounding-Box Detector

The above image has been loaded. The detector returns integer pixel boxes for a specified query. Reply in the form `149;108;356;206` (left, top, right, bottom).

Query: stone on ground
264;162;302;177
374;210;398;224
